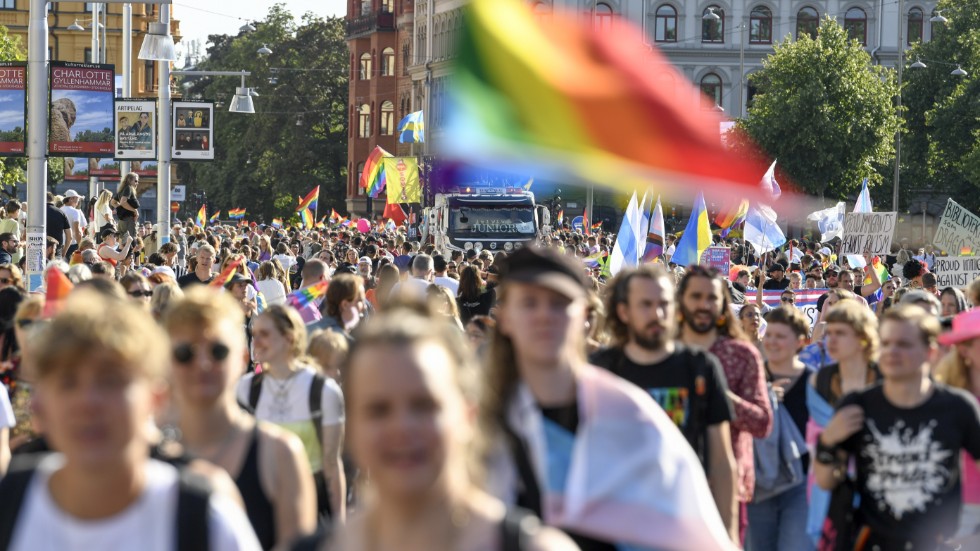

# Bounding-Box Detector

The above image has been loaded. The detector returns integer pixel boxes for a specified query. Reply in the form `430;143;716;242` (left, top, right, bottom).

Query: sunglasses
781;297;795;303
0;277;12;284
15;318;41;329
128;289;153;298
173;342;231;364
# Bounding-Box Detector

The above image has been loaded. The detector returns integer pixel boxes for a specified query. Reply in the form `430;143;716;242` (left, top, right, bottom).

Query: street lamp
930;10;948;24
910;58;927;69
174;70;256;113
257;44;273;56
703;7;721;21
951;65;968;77
139;21;178;61
240;21;256;33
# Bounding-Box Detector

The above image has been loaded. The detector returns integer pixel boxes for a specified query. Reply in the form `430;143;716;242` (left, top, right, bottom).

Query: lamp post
67;10;105;201
893;0;905;212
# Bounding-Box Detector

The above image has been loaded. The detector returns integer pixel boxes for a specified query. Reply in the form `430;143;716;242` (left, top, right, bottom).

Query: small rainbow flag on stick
228;208;246;219
287;280;329;309
196;205;207;227
296;186;320;214
271;218;283;229
300;208;314;229
209;211;221;224
210;258;243;288
359;146;392;198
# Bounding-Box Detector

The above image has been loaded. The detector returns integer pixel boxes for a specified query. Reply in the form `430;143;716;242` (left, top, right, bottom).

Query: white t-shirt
94;205;113;232
433;275;460;296
272;254;296;273
0;384;14;429
9;455;261;551
255;278;286;305
389;277;430;301
60;206;87;245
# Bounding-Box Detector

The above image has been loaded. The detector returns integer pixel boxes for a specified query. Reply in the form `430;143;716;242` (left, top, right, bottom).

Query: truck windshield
449;207;536;240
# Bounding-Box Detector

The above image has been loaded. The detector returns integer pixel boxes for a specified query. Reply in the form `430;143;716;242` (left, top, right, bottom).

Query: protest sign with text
932;256;980;288
841;212;896;256
933;199;980;254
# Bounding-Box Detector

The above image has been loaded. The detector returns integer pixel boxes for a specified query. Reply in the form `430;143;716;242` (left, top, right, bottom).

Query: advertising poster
0;62;26;156
48;61;115;156
172;101;213;160
64;157;121;181
114;99;156;160
131;158;158;178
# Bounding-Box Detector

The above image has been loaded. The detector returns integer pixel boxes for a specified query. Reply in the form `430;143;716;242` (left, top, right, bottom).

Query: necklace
266;368;300;420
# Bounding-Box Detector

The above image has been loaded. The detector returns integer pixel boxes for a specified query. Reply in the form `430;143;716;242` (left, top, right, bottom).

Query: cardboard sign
700;246;731;273
841;212;896;256
932;256;980;288
933;199;980;255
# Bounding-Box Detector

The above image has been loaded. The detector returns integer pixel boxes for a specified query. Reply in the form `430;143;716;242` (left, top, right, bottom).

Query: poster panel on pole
933;198;980;255
48;61;115;157
131;158;158;178
172;101;214;160
114;99;156;160
0;62;26;156
63;157;120;181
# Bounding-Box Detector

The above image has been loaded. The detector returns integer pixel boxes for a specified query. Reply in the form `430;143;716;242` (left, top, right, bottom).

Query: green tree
903;0;980;210
176;4;349;223
737;18;901;200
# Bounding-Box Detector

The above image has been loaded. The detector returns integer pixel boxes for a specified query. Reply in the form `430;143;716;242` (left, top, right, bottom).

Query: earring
716;316;727;328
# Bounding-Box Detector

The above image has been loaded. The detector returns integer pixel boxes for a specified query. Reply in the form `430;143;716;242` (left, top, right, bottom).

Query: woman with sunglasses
738;304;764;353
167;288;317;550
0;263;23;291
239;305;347;523
97;227;133;268
120;272;153;307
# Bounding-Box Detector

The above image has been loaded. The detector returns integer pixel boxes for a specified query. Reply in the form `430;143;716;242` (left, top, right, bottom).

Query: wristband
815;437;839;464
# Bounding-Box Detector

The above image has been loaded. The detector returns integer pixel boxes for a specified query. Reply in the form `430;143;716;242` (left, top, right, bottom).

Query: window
655;5;677;43
381;0;393;13
702;6;724;43
594;2;614;31
402;44;410;74
359;53;372;80
380;101;395;135
700;73;723;110
844;7;867;46
908;8;923;44
356;163;365;196
382;48;395;77
358;104;371;138
0;0;15;10
84;48;93;64
797;7;818;39
143;61;155;92
749;6;772;44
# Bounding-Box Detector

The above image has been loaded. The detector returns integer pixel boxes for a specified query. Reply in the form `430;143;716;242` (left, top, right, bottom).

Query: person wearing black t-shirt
816;305;980;549
44;192;71;254
177;244;216;288
589;265;739;545
762;264;790;290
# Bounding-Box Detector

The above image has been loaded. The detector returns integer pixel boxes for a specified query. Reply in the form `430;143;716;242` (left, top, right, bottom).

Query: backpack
242;371;331;517
752;377;807;502
0;453;211;551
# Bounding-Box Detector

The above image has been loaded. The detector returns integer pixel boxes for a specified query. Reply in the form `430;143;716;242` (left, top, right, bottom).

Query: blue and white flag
397;110;425;143
635;191;653;265
760;160;781;200
745;204;786;254
854;177;872;213
806;202;846;242
609;191;640;276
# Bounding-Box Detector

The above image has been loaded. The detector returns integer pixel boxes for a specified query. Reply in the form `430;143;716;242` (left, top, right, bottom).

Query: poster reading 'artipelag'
48;61;115;157
0;62;26;156
172;101;213;160
115;99;156;160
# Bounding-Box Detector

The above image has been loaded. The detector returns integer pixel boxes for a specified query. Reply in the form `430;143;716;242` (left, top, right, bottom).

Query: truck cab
425;191;546;253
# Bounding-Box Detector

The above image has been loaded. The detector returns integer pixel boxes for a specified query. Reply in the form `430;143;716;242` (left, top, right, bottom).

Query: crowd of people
1;189;980;551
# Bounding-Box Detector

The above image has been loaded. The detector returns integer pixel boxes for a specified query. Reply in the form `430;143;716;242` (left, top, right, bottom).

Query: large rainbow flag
228;208;247;219
447;0;775;206
296;186;320;214
359;146;392;198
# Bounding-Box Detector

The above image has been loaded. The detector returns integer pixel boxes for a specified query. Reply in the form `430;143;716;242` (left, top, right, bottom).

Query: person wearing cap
484;246;735;551
225;272;258;320
762;263;790;290
60;189;87;257
815;265;843;313
97;227;134;271
355;256;375;291
816;305;980;549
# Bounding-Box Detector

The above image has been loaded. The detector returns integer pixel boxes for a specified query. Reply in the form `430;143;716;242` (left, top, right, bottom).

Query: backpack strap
243;372;264;414
498;419;543;518
175;468;212;551
499;508;541;551
309;373;325;447
0;454;46;550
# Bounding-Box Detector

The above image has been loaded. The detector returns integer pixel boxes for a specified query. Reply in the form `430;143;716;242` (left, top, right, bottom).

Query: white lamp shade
229;88;255;113
257;44;272;56
67;20;85;31
138;22;178;61
951;66;968;77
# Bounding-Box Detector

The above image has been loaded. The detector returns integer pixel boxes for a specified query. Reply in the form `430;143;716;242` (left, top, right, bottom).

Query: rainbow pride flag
329;209;341;223
300;208;314;229
583;250;607;268
271;218;283;229
591;221;602;231
196;205;207;227
209;211;221;224
447;0;774;207
296;186;320;214
715;199;749;231
359;146;392;198
210;258;243;288
228;208;246;219
287;280;329;309
557;209;564;225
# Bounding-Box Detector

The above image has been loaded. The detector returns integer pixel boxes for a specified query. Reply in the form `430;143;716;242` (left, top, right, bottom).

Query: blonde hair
307;329;349;378
28;289;168;381
825;300;880;362
935;350;970;390
151;282;184;321
258;304;307;359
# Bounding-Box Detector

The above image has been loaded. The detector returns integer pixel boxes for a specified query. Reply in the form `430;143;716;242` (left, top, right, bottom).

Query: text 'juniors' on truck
424;191;551;253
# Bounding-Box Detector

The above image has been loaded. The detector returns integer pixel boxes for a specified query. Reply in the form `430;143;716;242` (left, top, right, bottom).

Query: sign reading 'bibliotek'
841;212;896;256
933;199;980;254
932;256;980;288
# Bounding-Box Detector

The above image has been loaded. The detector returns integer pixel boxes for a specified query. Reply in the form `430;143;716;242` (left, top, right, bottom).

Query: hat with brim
224;273;251;287
939;310;980;346
498;246;587;301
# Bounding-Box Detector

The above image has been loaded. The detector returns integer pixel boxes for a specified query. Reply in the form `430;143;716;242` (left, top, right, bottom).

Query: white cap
63;189;83;198
152;266;176;279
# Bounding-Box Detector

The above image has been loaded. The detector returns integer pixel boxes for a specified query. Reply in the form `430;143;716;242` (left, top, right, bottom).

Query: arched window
358;104;371;138
594;2;614;31
700;73;723;109
749;6;772;44
532;1;551;24
844;7;867;46
797;7;818;39
702;6;725;43
382;47;395;77
380;101;395;136
907;8;923;44
359;53;372;80
655;5;677;43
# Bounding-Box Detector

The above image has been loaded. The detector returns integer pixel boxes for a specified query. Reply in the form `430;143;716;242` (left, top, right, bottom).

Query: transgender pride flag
641;196;665;262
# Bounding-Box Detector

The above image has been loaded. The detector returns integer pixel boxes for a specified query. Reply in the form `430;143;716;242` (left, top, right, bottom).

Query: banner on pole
172;101;214;160
114;99;156;160
48;62;115;157
932;256;980;288
841;212;896;256
0;62;26;156
383;157;421;203
699;246;731;274
933;199;980;255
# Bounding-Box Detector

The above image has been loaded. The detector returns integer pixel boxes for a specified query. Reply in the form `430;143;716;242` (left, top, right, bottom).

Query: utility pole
893;0;904;212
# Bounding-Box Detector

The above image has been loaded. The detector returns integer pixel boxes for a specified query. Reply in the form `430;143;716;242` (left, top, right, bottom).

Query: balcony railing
347;9;395;39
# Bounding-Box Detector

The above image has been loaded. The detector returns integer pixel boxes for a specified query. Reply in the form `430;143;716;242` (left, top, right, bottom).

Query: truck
423;190;550;253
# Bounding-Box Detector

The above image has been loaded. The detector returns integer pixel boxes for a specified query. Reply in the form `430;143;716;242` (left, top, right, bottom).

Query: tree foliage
176;4;349;223
737;18;901;200
903;0;980;210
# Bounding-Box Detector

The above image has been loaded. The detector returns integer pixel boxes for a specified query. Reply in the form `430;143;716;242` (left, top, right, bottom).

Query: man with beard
590;265;739;543
677;265;772;545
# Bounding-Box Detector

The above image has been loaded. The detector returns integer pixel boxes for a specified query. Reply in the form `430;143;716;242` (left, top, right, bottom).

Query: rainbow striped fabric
209;211;221;224
300;208;314;229
271;218;283;229
196;205;207;227
296;186;320;213
210;259;243;288
228;208;246;219
287;280;329;309
359;146;392;198
447;0;774;207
